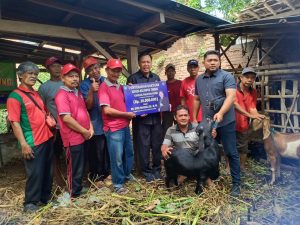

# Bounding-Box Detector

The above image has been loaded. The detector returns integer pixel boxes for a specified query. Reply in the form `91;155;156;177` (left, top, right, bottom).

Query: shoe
145;174;155;183
126;174;136;182
115;187;129;195
153;171;162;180
230;184;241;197
23;203;40;213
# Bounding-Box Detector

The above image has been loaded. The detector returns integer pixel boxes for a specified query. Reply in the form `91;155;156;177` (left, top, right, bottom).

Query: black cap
187;59;198;67
242;67;257;76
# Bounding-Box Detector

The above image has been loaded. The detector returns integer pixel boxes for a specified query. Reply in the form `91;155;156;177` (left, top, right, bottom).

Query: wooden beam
262;8;300;20
220;46;237;74
247;9;261;20
152;28;181;37
135;13;165;35
119;0;211;27
28;0;127;25
32;41;47;53
257;36;283;65
62;0;85;23
281;0;296;10
0;19;140;46
77;29;131;77
126;46;139;74
264;2;277;16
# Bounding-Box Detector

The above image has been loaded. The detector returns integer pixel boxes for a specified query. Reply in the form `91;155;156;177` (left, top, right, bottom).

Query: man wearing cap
180;59;202;122
127;53;163;182
38;57;64;187
79;57;110;187
7;61;54;212
233;67;264;173
98;58;135;194
193;50;241;196
55;63;93;197
162;63;182;136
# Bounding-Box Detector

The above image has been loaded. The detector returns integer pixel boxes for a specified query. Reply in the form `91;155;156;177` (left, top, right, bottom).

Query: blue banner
123;81;170;115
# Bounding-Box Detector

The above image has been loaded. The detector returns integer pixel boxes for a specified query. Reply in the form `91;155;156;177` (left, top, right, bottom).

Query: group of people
6;49;264;213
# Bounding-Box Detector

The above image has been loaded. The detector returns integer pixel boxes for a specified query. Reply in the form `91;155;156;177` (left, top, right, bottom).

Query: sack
45;113;56;129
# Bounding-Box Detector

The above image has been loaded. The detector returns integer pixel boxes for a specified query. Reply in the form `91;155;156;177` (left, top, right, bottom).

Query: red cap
83;57;98;69
107;58;123;69
61;63;80;76
45;56;61;68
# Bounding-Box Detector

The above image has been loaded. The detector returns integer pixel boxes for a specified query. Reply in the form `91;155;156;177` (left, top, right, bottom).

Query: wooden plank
264;2;277;15
78;29;131;77
247;9;261;20
281;0;296;10
256;62;300;70
257;36;283;65
265;109;300;116
28;0;128;25
152;28;181;38
135;13;165;35
257;69;300;76
283;92;298;132
292;80;299;131
262;8;300;20
0;19;140;46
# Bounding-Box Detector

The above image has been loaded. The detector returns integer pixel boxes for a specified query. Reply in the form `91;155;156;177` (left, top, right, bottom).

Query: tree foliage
177;0;253;21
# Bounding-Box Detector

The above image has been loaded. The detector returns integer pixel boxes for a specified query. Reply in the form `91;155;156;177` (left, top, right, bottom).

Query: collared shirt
55;86;90;147
127;70;161;125
180;76;202;122
98;78;129;132
80;76;105;135
235;82;257;132
7;85;53;147
195;69;236;127
38;80;63;129
163;123;199;154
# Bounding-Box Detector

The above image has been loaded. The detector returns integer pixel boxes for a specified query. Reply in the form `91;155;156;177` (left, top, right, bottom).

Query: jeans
216;121;241;185
24;139;53;205
105;127;134;189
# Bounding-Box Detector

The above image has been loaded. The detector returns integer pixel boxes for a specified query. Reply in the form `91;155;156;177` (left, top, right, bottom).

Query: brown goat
252;117;300;184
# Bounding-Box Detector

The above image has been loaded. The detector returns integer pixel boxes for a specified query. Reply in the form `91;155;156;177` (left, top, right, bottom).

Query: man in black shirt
127;53;162;182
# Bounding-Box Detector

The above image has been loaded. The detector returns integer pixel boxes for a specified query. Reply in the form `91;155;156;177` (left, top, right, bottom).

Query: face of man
166;67;176;80
187;65;199;77
203;54;220;73
138;55;152;75
48;63;62;79
240;73;256;88
87;64;100;80
19;71;38;87
106;67;122;83
62;71;79;89
174;108;190;127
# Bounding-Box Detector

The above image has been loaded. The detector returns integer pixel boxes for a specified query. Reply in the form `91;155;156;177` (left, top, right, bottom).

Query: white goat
252;117;300;185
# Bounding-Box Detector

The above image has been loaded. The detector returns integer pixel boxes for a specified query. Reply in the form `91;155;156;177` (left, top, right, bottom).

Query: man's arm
161;144;173;159
102;105;136;119
234;101;252;118
193;95;201;122
11;121;34;160
213;88;236;122
249;108;265;120
61;114;92;140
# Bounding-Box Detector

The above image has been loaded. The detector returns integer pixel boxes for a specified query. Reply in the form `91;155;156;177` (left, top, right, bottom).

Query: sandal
115;187;129;195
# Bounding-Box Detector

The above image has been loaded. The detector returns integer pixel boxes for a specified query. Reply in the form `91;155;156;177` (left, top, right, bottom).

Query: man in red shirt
162;63;182;135
99;58;135;194
180;59;202;122
55;63;93;197
234;67;264;173
7;61;53;212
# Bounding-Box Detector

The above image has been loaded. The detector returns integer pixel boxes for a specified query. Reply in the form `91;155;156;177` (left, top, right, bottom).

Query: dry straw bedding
0;159;300;225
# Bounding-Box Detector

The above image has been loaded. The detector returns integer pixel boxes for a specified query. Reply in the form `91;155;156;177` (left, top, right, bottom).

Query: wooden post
126;46;139;74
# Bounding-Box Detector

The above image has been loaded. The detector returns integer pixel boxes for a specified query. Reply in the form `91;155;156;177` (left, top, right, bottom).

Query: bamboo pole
257;69;300;76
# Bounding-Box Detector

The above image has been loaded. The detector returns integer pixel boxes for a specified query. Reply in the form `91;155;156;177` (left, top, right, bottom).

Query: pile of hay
0;158;299;225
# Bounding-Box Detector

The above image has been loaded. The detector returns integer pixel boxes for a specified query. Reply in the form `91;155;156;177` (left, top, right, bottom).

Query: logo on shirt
187;86;195;96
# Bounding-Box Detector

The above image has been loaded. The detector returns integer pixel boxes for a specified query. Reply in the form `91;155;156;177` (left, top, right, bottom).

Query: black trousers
136;122;162;175
66;143;85;197
24;139;53;205
162;111;175;137
85;135;110;181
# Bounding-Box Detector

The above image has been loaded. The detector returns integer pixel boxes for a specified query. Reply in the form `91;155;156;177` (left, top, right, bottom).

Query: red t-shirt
55;87;90;147
7;85;53;147
98;80;129;132
235;85;257;132
167;80;182;112
180;76;202;122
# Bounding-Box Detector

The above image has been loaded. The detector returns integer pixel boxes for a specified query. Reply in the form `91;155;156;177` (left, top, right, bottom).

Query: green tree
177;0;253;21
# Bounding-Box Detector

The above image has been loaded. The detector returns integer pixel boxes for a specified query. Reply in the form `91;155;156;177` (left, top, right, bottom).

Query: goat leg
268;154;277;185
195;177;205;194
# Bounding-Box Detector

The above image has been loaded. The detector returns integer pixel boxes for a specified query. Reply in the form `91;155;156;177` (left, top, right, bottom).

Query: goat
164;118;220;194
252;117;300;185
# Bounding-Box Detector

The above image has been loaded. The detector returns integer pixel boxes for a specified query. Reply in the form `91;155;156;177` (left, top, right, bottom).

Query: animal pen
0;0;300;224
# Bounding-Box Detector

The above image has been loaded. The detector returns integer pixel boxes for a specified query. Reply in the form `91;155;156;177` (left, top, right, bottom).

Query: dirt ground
0;157;300;225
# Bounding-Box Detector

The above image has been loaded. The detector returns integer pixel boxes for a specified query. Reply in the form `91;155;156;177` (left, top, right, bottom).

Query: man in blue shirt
80;56;110;186
193;50;241;196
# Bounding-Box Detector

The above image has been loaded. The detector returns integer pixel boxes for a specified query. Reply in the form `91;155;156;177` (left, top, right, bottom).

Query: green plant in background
118;74;127;85
152;55;166;73
0;109;8;134
198;46;206;58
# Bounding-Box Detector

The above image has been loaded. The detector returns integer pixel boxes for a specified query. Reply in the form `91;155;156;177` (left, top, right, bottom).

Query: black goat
164;118;220;194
